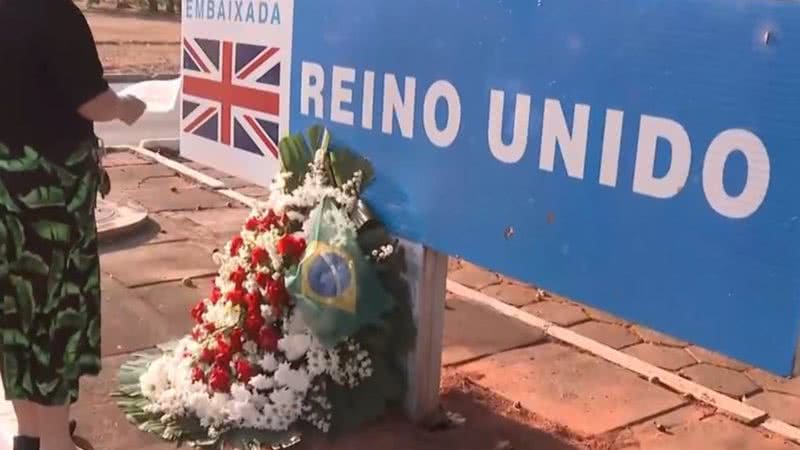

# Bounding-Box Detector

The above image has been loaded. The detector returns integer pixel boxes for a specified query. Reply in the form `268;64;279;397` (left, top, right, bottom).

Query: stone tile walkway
0;148;797;450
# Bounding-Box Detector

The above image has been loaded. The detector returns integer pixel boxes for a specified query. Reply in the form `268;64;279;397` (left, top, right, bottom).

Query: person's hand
118;95;146;125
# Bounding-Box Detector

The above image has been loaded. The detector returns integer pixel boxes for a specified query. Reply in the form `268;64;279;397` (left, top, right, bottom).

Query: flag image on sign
182;37;282;158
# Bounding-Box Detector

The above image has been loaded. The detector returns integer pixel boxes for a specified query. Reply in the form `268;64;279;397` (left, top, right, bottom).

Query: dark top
0;0;109;162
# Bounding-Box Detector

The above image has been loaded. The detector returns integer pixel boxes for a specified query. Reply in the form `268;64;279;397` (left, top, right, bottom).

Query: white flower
259;353;279;372
278;334;311;362
248;374;275;391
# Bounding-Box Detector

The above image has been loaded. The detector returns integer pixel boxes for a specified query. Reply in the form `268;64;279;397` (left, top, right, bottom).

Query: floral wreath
114;126;415;449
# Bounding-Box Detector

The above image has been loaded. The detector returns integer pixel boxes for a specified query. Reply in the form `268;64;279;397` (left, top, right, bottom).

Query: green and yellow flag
286;197;394;347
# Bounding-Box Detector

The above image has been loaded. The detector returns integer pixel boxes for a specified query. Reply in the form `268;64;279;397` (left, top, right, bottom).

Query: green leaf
278;133;312;192
55;308;85;330
11;251;49;276
5;216;24;257
65;143;92;167
19;186;66;209
87;317;100;348
83;265;100;293
63;333;81;364
0;179;21;213
61;281;81;297
307;124;325;151
1;352;19;384
0;142;10;156
329;148;375;188
67;172;94;214
21;368;33;394
31;343;50;366
11;276;34;333
68;249;93;272
0;147;39;172
77;354;100;370
45;249;65;313
31;220;71;243
2;329;29;348
36;378;59;396
2;296;16;315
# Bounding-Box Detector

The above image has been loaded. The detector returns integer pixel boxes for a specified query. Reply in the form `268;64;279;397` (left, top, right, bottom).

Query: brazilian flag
286;197;394;347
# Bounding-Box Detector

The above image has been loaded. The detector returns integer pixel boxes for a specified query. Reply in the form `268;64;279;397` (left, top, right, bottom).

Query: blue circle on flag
307;252;352;298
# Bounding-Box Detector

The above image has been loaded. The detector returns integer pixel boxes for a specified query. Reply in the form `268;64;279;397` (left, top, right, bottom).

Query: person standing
0;1;146;449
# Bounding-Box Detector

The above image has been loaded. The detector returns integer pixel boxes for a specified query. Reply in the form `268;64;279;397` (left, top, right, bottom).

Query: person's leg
11;400;39;450
11;400;38;437
37;404;74;450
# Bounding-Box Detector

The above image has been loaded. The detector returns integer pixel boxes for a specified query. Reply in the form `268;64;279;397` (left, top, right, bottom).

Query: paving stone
581;304;627;324
522;300;589;327
133;276;216;336
443;295;545;366
459;343;685;435
162;207;250;244
636;405;714;432
448;262;500;289
623;343;697;371
103;151;153;167
219;176;257;189
100;277;177;356
126;186;234;212
679;364;761;398
686;346;749;371
106;164;178;190
747;392;800;427
569;321;641;349
447;257;462;272
101;241;217;287
746;369;800;396
633;415;797;450
632;325;690;348
73;355;179;450
482;282;541;307
236;185;271;199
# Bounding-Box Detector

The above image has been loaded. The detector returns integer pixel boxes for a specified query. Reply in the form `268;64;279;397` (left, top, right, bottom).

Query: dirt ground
81;1;181;74
293;370;617;450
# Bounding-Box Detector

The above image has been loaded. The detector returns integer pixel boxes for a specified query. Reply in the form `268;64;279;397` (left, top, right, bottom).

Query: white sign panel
180;0;294;186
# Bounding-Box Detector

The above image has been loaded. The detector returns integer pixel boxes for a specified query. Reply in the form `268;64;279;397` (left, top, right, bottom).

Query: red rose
257;326;279;351
245;217;260;231
200;346;215;364
204;323;216;334
276;235;306;260
191;328;202;341
191;366;206;383
244;311;265;337
245;292;261;314
230;235;244;256
191;302;206;323
255;272;270;288
215;337;233;366
229;327;244;353
208;364;231;392
229;267;246;286
266;277;289;307
226;288;245;306
210;287;222;304
251;247;269;267
260;210;279;231
234;359;254;383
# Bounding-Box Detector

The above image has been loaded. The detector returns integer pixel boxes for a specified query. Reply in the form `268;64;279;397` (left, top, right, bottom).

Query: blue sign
185;0;800;374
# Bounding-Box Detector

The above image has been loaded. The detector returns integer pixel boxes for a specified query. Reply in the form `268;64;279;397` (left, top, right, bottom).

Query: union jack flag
181;37;281;157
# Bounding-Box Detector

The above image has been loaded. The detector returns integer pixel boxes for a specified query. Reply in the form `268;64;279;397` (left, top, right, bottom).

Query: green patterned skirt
0;141;101;406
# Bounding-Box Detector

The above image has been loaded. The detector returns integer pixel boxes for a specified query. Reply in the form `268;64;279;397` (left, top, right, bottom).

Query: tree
166;0;176;14
147;0;159;12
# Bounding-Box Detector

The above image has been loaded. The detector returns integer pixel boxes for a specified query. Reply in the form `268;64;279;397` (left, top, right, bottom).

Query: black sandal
12;436;39;450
